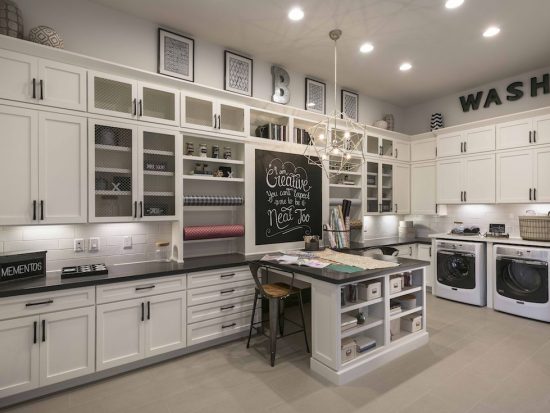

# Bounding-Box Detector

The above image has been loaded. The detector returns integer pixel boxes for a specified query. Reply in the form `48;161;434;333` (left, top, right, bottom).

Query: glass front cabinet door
365;161;394;214
365;134;394;158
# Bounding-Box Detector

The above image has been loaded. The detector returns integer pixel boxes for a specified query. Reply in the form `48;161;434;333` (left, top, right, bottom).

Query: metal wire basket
519;212;550;241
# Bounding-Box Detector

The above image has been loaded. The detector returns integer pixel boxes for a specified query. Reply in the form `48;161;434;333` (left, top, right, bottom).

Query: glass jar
211;145;220;159
155;241;171;262
186;142;194;155
199;144;208;157
223;146;232;159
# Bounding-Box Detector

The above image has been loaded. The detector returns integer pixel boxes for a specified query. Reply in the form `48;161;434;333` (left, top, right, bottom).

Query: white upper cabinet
496;119;533;150
436;158;462;204
496;150;532;203
532;114;550;146
411;162;436;215
393;163;410;214
0;50;86;111
534;147;550;202
365;134;394;158
88;72;180;126
393;141;410;162
411;139;436;161
437;126;495;158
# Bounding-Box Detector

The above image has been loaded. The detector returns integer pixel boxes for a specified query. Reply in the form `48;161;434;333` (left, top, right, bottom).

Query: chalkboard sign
255;149;322;245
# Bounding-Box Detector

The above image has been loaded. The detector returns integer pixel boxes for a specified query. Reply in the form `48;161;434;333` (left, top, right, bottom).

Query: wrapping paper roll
184;225;245;240
184;195;244;206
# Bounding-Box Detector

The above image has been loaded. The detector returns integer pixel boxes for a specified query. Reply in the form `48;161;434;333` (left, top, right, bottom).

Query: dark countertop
260;253;430;285
349;237;432;250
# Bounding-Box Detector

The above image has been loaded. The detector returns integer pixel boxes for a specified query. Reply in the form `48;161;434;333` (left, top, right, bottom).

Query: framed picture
224;51;253;96
341;90;359;122
158;28;194;82
305;78;326;114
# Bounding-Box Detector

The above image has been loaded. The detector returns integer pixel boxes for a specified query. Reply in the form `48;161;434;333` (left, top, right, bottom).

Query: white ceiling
91;0;550;107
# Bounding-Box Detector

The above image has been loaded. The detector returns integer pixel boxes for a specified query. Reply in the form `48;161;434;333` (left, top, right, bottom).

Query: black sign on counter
255;149;322;245
0;251;46;283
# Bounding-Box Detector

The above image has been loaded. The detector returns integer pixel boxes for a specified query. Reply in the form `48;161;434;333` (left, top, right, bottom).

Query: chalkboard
255;149;322;245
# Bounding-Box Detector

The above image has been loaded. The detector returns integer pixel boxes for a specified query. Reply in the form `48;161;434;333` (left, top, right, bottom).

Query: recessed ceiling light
483;26;500;37
445;0;464;9
288;7;304;21
359;42;374;54
399;62;412;72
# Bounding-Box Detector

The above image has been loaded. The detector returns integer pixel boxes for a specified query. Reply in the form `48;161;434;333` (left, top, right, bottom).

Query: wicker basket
519;213;550;241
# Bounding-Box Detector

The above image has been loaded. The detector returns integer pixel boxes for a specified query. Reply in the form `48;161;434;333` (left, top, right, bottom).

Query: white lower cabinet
145;292;186;357
187;311;253;346
416;245;434;289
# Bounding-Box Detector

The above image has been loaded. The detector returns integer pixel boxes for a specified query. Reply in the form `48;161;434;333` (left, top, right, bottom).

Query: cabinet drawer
393;244;417;258
187;279;255;307
0;287;95;321
187;294;255;324
186;266;251;289
96;275;186;304
187;311;252;346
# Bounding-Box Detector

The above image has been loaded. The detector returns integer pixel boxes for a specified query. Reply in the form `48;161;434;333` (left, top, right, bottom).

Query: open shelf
390;329;423;344
183;175;244;182
182;155;244;165
183;205;242;212
390;286;422;299
329;170;362;176
143;149;174;156
329;198;362;205
341;297;383;313
389;306;423;321
330;184;361;189
95;144;131;152
341;316;384;339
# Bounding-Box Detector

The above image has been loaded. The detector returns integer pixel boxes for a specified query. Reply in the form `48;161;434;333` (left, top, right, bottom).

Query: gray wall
15;0;405;131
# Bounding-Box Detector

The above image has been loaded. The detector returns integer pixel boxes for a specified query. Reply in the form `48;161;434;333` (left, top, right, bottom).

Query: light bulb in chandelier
345;153;352;160
332;148;340;155
318;133;325;141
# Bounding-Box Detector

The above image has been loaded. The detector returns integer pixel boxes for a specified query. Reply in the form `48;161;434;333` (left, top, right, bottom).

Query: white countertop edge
428;233;550;248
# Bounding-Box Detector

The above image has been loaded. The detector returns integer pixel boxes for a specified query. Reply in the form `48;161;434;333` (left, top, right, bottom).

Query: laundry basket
519;213;550;241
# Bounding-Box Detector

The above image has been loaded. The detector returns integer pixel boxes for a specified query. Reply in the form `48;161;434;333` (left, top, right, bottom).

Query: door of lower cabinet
496;150;533;203
37;59;87;111
39;113;87;224
416;245;433;289
393;163;410;214
138;127;178;220
89;119;139;222
145;292;186;357
0;105;39;225
411;163;436;215
0;49;37;104
96;299;145;371
88;72;137;120
464;154;495;204
39;307;95;386
0;316;39;398
534;147;550;202
138;82;180;127
437;158;462;204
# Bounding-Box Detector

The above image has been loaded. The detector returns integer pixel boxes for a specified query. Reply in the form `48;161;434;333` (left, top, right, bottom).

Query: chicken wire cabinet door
88;72;137;120
138;127;178;221
89;119;139;222
138;82;180;127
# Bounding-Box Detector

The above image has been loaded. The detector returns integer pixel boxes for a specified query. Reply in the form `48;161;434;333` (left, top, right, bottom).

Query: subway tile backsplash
0;223;173;273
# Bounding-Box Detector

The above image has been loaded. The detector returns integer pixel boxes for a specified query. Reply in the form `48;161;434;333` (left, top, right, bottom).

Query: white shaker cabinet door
145;292;186;357
437;158;462;204
38;113;87;224
464;125;495;154
411;139;436;161
532;114;550;146
411;163;436;215
437;132;463;158
0;50;37;103
496;150;533;203
534;147;550;202
0;106;39;225
38;59;87;111
0;316;40;398
496;119;532;150
464;154;495;204
393;141;410;162
393;163;410;214
39;307;95;386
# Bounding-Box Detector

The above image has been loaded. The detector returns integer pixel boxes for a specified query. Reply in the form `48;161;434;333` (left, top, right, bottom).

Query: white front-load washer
434;240;486;306
494;245;550;322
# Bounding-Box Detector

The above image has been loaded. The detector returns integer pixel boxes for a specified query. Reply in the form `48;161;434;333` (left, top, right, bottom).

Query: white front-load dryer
434;240;486;306
494;245;550;322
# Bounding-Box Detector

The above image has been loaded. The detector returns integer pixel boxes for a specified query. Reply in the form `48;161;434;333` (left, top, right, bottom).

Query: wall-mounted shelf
143;149;175;156
330;184;361;189
182;155;244;165
183;175;244;182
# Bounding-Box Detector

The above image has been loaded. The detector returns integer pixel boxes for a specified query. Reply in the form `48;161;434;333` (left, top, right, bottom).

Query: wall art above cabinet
0;50;86;111
88;72;180;127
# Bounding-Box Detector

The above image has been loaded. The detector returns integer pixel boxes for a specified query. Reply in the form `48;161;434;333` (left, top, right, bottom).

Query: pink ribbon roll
183;225;245;240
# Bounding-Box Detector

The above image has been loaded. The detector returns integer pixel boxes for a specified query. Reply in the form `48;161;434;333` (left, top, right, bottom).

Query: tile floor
4;294;550;413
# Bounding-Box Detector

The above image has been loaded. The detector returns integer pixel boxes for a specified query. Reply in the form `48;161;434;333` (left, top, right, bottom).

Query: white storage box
401;315;422;333
389;276;403;294
358;281;381;301
394;294;417;310
341;337;356;362
341;313;358;332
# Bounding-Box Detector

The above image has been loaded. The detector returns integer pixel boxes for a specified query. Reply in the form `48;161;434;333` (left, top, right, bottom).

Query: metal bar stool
246;261;310;366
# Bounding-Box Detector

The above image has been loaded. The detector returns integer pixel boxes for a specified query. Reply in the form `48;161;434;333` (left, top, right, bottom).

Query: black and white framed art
341;90;359;121
305;78;326;114
158;28;194;82
224;51;253;96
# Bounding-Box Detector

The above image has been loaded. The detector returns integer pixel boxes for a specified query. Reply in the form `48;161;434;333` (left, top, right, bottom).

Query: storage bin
358;281;381;301
341;337;356;362
401;315;422;333
389;276;403;294
519;214;550;241
390;303;402;338
394;294;416;310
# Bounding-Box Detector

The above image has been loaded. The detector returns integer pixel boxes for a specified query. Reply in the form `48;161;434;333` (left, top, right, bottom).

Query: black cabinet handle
147;301;151;320
141;302;145;322
379;146;382;156
464;191;467;202
220;273;235;279
40;79;44;100
529;188;532;201
139;201;143;218
133;98;137;116
395;148;398;158
529;131;532;143
379;203;382;213
42;320;46;342
221;289;235;294
221;323;236;329
32;78;36;99
133;201;137;218
139;99;143;117
429;247;432;257
460;191;463;202
26;299;53;307
534;188;537;201
464;141;467;152
33;321;37;344
533;130;537;143
213;114;217;128
40;200;44;220
135;285;155;291
217;114;221;129
33;200;37;220
460;142;464;153
221;305;235;311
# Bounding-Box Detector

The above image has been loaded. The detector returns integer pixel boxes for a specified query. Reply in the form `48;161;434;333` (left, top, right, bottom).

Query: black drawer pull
141;302;145;322
221;289;235;294
40;79;44;100
147;301;151;320
33;200;37;220
220;273;235;279
33;321;37;344
135;285;155;291
221;305;235;310
32;78;36;99
42;319;46;342
222;322;236;329
40;200;44;220
26;299;53;307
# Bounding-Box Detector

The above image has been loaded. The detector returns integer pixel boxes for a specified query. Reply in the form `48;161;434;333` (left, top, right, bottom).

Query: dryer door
437;251;476;289
496;257;548;303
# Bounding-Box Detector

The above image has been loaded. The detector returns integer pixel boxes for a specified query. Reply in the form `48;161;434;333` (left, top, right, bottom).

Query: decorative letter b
272;66;290;104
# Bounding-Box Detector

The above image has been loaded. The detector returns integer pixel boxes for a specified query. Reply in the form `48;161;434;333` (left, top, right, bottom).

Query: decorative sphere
28;25;64;49
0;0;24;39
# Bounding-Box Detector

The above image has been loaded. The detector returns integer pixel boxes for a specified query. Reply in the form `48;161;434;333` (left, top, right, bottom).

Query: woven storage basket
519;213;550;241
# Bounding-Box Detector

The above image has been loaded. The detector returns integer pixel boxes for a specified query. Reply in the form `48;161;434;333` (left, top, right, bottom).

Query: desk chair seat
247;262;310;366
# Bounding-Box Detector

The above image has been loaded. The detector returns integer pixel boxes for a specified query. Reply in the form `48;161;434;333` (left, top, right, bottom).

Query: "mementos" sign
459;74;550;112
0;251;46;283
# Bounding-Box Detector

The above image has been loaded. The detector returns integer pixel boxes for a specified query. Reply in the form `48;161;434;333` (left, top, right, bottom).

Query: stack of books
255;123;287;141
325;199;352;249
293;127;311;145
